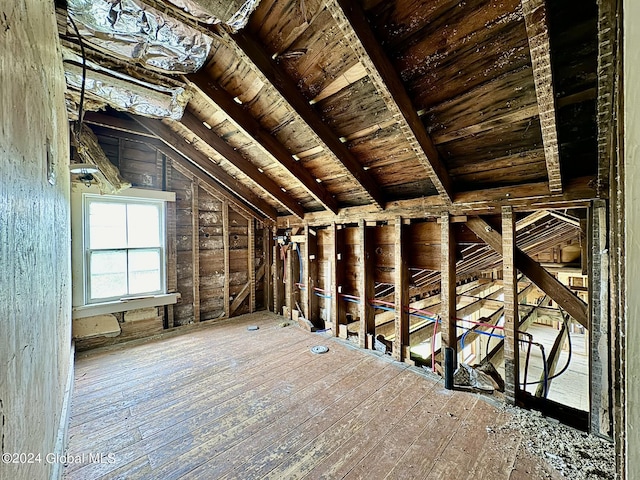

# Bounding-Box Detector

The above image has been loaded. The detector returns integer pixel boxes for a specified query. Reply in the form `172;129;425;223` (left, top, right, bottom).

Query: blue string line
461;328;504;351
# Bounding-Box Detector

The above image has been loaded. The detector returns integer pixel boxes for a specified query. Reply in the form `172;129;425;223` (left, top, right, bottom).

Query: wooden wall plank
249;219;256;313
223;200;230;318
192;179;201;323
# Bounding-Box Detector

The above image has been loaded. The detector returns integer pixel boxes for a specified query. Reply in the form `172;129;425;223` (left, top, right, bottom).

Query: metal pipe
444;347;455;390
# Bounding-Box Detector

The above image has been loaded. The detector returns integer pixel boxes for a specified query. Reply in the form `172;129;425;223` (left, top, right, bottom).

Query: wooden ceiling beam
227;29;386;210
522;0;563;193
327;0;454;203
466;216;588;328
132;115;278;221
87;125;163;148
83;112;156;138
548;210;581;227
84;113;269;219
516;210;550;230
179;110;305;218
186;72;340;214
277;176;595;227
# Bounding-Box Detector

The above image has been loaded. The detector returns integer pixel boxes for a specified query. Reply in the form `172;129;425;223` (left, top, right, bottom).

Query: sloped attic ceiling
59;0;603;222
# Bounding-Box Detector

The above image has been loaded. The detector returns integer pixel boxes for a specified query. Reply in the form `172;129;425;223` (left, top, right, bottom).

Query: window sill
72;293;179;319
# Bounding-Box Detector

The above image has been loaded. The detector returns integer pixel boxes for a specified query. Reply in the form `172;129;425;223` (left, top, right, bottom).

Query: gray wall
625;2;639;478
0;2;72;480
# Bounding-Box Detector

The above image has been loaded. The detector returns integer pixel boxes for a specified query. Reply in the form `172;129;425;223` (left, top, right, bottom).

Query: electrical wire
460;328;504;351
518;335;549;398
519;311;573;387
519;332;533;392
67;14;87;137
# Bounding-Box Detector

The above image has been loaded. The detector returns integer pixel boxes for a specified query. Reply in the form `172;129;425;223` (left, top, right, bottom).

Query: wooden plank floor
63;312;561;480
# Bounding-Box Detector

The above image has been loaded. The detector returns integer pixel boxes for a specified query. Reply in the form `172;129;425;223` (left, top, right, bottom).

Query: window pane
128;249;161;295
89;202;127;249
89;250;127;300
127;204;160;248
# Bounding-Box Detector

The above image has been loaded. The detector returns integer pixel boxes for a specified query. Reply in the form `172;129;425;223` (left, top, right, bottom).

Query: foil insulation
163;0;260;31
67;0;212;73
63;47;190;120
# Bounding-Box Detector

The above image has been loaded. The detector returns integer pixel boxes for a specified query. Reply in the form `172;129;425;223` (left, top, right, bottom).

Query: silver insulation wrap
67;0;212;74
163;0;261;31
63;48;190;120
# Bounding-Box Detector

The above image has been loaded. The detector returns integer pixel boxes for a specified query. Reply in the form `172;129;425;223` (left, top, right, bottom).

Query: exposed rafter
132;115;278;220
83;112;270;220
522;0;563;193
325;0;454;203
186;72;340;214
179;109;305;218
226;28;386;210
83;112;156;139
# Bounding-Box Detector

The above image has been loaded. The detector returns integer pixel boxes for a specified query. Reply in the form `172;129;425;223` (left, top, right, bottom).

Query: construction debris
374;334;392;354
453;362;502;392
495;405;615;480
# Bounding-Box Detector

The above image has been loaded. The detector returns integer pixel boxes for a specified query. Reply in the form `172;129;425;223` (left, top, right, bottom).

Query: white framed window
84;195;165;303
71;185;177;318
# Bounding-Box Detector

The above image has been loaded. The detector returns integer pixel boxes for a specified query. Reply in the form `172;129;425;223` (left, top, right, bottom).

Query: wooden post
223;200;230;318
304;224;319;325
358;219;375;349
263;226;272;312
285;241;294;321
273;226;284;316
165;157;177;328
155;149;164;190
301;224;310;320
393;217;410;361
589;199;612;435
329;222;341;336
502;206;519;404
248;218;255;313
440;213;457;361
191;178;200;322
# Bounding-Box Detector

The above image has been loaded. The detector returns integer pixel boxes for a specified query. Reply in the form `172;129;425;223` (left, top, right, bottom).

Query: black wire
520;311;573;387
67;13;87;137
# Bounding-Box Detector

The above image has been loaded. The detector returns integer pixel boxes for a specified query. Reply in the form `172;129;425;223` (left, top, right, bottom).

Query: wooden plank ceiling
60;0;599;221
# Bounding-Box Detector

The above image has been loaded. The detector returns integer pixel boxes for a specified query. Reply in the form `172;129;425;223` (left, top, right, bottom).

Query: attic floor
63;312;561;480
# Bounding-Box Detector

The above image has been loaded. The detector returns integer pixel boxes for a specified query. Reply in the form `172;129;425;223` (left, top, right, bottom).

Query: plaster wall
0;2;72;479
624;1;639;478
